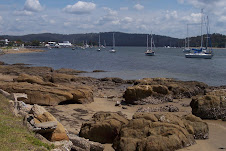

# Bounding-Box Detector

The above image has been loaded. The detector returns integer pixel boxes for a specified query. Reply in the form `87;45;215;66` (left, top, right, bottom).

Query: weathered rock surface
14;73;44;84
26;105;69;142
124;85;172;105
124;78;207;105
113;113;208;151
190;89;226;121
69;134;104;151
0;81;93;105
0;64;53;76
137;105;179;113
79;111;129;143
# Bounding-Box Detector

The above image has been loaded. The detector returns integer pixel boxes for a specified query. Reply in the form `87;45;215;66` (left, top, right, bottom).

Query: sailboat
185;9;213;59
145;33;155;56
183;24;191;53
101;40;106;48
109;33;116;53
97;34;101;51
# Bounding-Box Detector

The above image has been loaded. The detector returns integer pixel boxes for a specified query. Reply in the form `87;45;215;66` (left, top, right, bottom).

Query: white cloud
165;10;178;20
64;22;71;27
63;1;96;14
103;7;118;15
122;17;133;23
24;0;43;12
14;10;33;16
177;0;184;4
134;4;144;11
49;19;55;24
96;8;120;25
120;7;128;11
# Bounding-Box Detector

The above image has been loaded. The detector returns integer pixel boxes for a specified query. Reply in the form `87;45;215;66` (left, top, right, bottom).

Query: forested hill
1;32;226;48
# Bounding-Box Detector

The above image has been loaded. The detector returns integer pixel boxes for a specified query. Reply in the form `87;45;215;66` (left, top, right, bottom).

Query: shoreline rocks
190;89;226;121
79;111;129;144
123;78;207;105
113;113;208;151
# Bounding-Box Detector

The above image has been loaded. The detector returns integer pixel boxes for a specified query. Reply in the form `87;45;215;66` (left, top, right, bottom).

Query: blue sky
0;0;225;38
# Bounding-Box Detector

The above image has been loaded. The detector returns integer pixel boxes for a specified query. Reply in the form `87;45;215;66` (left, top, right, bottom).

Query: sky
0;0;225;38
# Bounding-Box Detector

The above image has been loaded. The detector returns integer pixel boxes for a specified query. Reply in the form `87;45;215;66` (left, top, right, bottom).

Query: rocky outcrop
113;113;209;151
44;73;77;83
124;85;172;105
14;73;45;84
25;104;69;142
190;89;226;121
79;111;129;143
124;78;207;105
0;64;53;76
0;81;94;105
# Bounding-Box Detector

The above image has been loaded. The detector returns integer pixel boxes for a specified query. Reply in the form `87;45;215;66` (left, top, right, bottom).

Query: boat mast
98;34;101;48
147;34;149;50
113;33;115;48
151;33;153;50
187;24;190;48
200;9;204;49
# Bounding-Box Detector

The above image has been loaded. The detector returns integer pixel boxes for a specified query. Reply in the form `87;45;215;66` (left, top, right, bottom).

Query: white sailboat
185;9;213;59
97;34;101;51
183;24;191;53
145;33;155;56
101;40;106;48
109;33;116;53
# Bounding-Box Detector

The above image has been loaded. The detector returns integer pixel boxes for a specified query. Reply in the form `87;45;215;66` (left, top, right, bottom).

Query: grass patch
0;94;54;151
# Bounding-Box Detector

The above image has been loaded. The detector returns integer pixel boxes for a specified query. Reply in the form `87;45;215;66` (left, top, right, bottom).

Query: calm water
0;47;226;86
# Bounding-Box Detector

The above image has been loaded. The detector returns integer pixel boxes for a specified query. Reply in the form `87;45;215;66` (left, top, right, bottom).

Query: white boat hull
185;53;213;59
145;51;155;56
109;49;116;53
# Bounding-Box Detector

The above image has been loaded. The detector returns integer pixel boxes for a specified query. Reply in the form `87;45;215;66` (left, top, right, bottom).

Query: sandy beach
45;97;226;151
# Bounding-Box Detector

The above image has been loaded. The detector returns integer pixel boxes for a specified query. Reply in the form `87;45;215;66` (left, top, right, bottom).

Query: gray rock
51;140;73;151
33;121;58;133
12;93;28;101
68;134;104;151
29;104;47;117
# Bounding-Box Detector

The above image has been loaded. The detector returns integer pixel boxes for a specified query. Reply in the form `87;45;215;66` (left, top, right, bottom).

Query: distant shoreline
0;48;45;55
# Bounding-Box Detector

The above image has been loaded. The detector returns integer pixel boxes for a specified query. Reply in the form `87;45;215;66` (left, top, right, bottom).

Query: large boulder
79;111;129;143
124;85;171;105
113;113;208;151
0;81;94;105
190;90;226;121
26;105;69;142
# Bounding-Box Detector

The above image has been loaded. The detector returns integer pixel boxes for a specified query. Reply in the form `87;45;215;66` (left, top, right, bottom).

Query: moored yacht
185;10;213;59
109;33;116;53
145;33;155;56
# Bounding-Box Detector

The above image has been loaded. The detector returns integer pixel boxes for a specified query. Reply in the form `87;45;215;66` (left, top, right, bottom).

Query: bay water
0;47;226;86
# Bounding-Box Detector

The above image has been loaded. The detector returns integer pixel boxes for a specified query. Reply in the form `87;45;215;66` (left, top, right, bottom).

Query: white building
58;41;72;47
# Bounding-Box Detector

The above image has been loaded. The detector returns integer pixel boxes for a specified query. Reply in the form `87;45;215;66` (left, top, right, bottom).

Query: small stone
122;106;127;109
